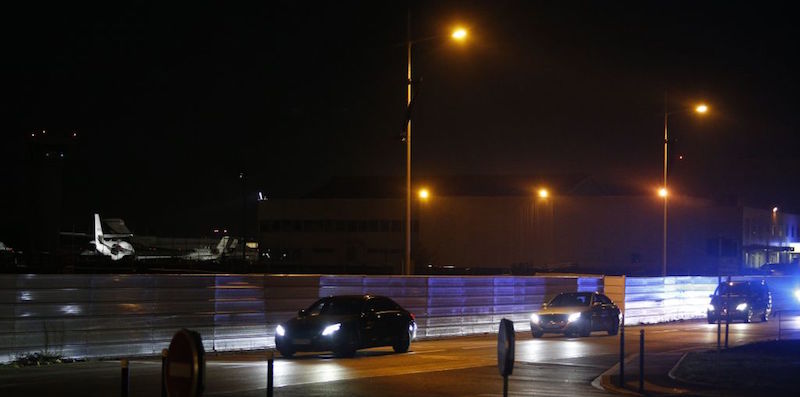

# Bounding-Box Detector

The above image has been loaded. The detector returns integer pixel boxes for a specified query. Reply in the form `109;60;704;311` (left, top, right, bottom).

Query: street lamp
404;21;468;275
538;188;549;199
418;188;430;200
662;99;708;276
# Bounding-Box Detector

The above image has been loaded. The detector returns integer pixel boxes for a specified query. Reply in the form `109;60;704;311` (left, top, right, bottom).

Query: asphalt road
0;318;792;397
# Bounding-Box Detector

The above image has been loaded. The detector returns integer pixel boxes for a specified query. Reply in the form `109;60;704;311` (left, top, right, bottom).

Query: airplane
134;236;232;262
180;235;230;261
91;213;135;261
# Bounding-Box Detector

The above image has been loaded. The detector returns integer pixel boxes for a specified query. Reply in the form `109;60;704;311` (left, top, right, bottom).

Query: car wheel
531;330;544;338
277;346;294;358
392;328;411;353
333;330;358;358
608;321;619;336
579;322;592;337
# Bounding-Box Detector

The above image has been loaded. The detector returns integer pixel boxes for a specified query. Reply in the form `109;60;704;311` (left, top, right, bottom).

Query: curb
591;357;641;396
667;350;731;393
592;353;695;396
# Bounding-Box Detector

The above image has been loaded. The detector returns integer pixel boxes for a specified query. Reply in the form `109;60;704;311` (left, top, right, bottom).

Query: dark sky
2;1;798;243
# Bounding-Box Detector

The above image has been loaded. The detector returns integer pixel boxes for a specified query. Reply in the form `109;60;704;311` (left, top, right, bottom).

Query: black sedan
707;280;772;323
530;292;621;337
274;294;417;358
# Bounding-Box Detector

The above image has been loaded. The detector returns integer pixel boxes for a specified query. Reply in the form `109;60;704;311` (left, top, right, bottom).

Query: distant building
257;176;799;275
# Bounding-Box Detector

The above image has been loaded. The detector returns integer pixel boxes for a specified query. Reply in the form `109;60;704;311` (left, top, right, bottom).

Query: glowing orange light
658;187;668;198
695;104;708;114
418;189;430;199
538;188;549;198
451;28;467;41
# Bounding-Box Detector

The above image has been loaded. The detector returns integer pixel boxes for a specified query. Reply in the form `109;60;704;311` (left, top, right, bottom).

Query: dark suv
707;280;772;324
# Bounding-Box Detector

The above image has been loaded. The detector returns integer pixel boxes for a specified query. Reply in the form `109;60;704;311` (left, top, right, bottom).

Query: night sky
2;1;798;245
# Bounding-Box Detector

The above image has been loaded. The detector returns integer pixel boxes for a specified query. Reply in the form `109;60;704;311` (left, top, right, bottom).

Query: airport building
257;176;800;275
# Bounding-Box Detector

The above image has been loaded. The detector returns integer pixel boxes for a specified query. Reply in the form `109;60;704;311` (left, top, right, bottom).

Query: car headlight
707;304;715;312
736;303;748;311
567;312;581;323
530;314;540;324
794;289;800;302
322;323;341;336
275;324;286;337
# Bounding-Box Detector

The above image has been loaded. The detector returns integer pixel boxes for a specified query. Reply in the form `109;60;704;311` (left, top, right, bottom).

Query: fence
3;273;795;362
0;274;601;362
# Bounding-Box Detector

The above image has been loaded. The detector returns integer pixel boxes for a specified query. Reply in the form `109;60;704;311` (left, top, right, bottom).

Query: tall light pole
403;16;467;275
661;97;708;276
405;11;412;276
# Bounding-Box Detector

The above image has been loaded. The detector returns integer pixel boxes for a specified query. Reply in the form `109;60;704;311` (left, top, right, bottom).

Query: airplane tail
216;236;230;255
93;213;104;245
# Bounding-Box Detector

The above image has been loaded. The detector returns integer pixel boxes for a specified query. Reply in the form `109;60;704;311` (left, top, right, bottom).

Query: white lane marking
408;349;446;354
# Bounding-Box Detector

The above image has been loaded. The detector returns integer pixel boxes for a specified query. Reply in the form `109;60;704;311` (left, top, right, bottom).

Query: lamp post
403;17;467;275
661;98;708;276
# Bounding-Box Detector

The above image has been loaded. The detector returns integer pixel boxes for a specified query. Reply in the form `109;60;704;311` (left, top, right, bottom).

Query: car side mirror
298;309;307;317
541;303;548;308
593;302;602;307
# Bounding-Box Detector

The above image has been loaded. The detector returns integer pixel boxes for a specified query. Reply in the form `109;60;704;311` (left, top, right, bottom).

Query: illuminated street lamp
451;28;468;41
538;188;549;199
404;21;468;275
418;188;430;200
662;98;708;276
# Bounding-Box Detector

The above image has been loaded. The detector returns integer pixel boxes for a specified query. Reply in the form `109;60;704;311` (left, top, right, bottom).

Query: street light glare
538;188;549;198
419;189;430;199
658;187;668;198
451;28;467;41
695;104;708;114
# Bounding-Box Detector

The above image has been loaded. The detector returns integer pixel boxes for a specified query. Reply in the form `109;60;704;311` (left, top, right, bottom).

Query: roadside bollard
267;351;274;397
121;359;130;397
725;276;731;349
161;348;168;397
638;330;644;394
618;316;625;388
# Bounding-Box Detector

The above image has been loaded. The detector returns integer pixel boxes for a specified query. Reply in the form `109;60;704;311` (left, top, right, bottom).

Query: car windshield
306;297;363;316
548;293;591;307
714;282;753;296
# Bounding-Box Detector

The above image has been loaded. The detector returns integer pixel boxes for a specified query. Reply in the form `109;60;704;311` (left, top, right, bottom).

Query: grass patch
673;340;800;392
